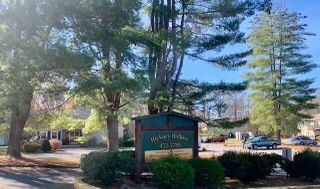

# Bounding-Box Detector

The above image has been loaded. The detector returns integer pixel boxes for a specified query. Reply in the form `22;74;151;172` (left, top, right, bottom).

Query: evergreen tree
247;7;317;137
174;80;250;128
129;0;270;114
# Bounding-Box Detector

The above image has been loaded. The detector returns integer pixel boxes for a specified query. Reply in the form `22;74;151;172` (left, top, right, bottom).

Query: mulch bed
225;176;318;188
0;156;79;168
81;175;319;189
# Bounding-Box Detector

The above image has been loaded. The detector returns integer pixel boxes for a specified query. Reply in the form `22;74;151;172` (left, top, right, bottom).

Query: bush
49;139;62;150
217;151;238;178
282;160;298;178
75;137;89;145
284;149;320;180
41;140;52;152
80;150;135;186
122;136;134;147
23;142;41;153
149;156;194;189
112;150;136;176
62;138;70;145
218;151;281;183
261;153;284;173
188;158;225;189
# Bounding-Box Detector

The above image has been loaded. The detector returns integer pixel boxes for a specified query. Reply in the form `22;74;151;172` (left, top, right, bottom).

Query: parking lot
199;142;320;158
199;142;283;158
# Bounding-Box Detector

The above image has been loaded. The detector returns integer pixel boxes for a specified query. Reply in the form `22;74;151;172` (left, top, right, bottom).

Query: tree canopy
1;0;318;158
0;0;92;157
247;7;317;136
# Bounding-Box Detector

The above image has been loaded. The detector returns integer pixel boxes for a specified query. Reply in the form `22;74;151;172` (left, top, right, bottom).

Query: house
299;113;320;139
37;129;83;144
0;117;8;146
0;133;8;146
35;102;126;145
298;97;320;139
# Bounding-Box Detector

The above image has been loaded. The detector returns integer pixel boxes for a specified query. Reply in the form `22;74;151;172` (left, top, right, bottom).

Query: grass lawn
0;156;79;168
0;146;80;168
282;144;320;152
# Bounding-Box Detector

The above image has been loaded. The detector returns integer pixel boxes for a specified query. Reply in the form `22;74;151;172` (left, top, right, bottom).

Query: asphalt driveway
0;167;81;189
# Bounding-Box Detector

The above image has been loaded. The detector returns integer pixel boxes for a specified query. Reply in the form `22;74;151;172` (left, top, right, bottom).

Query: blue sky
181;0;320;89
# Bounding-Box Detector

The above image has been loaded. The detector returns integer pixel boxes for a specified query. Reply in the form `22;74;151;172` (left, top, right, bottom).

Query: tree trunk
7;88;33;158
7;115;25;158
148;90;159;114
107;115;119;151
276;130;281;140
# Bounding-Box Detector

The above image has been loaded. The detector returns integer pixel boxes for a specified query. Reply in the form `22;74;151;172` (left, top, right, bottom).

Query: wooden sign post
132;111;199;183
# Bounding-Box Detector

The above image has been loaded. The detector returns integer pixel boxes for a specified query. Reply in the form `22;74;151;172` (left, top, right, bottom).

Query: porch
38;129;82;145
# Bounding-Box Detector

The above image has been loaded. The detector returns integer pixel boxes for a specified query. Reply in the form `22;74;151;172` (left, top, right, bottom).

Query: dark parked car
291;136;317;146
206;134;228;143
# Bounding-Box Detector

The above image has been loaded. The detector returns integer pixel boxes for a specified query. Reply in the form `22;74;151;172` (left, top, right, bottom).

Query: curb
74;179;101;189
73;178;136;189
0;164;78;168
246;185;320;189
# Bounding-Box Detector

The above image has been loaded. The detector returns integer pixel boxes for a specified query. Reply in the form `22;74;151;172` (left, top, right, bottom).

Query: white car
291;136;317;146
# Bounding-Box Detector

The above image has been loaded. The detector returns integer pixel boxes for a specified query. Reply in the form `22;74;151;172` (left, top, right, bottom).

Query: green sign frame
132;111;199;183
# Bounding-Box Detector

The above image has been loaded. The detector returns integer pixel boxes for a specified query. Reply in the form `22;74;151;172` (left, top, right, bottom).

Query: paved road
0;167;81;189
23;147;134;159
22;148;101;159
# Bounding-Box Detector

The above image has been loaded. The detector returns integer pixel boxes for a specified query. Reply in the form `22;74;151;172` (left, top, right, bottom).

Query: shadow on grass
0;156;79;168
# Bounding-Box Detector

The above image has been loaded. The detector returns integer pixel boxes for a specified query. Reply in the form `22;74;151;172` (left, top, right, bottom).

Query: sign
145;148;193;162
132;111;199;183
142;131;194;162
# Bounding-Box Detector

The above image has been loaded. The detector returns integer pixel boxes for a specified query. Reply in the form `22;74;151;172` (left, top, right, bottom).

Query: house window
51;131;58;139
40;131;47;140
75;131;80;137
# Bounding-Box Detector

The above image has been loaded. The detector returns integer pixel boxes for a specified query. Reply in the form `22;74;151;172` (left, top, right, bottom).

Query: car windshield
251;137;261;142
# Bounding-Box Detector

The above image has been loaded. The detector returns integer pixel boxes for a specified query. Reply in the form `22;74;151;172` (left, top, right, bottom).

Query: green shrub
23;142;41;153
150;156;194;189
41;140;52;152
75;137;88;145
62;138;70;145
122;136;134;147
112;150;136;176
218;151;280;183
282;160;299;178
261;153;284;173
188;158;225;189
236;153;269;182
217;151;238;178
80;150;135;186
284;149;320;180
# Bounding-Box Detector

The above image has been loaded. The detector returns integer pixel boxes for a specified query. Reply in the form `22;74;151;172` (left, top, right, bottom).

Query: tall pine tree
127;0;270;114
247;7;317;137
